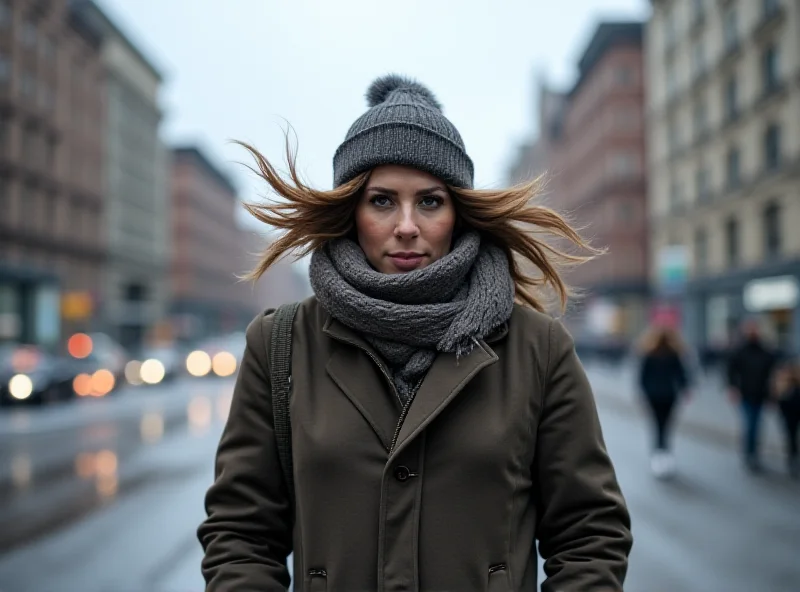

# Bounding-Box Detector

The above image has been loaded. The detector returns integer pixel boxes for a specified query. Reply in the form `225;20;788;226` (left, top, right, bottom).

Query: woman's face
355;165;457;274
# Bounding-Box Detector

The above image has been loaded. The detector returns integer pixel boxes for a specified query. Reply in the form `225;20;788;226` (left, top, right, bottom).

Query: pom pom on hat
365;74;443;111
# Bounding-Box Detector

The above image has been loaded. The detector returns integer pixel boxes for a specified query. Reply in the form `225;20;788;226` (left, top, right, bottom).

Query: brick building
0;0;106;347
548;22;650;352
169;146;265;341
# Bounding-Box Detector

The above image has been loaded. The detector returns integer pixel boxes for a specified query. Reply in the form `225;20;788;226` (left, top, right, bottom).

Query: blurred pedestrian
726;319;778;473
198;74;632;591
772;358;800;478
637;325;690;478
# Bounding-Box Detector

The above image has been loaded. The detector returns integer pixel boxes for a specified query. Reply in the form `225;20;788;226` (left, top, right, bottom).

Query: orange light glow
97;474;119;499
73;373;93;397
90;369;115;396
67;333;93;359
95;450;118;477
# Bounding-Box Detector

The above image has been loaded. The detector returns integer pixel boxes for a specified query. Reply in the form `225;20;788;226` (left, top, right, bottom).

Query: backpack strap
267;301;301;519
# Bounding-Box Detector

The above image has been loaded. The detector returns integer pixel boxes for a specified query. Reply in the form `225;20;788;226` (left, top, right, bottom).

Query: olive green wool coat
199;297;632;591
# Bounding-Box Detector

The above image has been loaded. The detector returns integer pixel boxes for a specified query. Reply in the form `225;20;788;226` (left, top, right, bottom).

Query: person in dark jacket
726;319;778;472
638;324;689;478
772;358;800;478
197;75;632;591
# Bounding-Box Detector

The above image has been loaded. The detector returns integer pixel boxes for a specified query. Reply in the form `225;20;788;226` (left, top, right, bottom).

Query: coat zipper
327;333;421;455
389;374;423;454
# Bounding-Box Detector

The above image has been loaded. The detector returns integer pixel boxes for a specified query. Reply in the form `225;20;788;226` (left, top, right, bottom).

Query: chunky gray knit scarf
309;232;515;403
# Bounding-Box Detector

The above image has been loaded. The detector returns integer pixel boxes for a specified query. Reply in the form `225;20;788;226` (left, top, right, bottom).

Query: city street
0;369;798;592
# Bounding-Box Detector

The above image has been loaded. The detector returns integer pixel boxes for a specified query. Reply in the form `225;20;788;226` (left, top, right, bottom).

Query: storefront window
0;285;21;341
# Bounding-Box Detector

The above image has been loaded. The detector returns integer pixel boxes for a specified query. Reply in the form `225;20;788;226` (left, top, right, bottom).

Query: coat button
394;466;411;482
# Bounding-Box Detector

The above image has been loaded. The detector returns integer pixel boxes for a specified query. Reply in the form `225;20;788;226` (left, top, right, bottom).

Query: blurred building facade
239;229;313;311
506;80;566;186
77;1;170;353
0;0;106;348
169;146;261;342
548;22;650;353
647;0;800;356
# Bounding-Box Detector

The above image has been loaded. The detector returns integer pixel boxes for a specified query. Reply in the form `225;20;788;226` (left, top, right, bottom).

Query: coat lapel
389;339;499;462
323;317;400;452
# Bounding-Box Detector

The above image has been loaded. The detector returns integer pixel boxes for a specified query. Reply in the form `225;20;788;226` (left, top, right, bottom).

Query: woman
773;358;800;478
198;75;632;591
637;325;690;478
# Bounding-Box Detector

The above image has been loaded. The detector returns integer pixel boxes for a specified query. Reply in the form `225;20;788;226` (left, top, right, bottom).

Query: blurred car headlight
212;351;237;378
9;374;34;400
125;361;143;386
186;350;212;377
140;359;166;385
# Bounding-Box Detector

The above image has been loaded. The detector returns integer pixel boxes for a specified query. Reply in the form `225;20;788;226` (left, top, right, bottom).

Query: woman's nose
394;208;419;239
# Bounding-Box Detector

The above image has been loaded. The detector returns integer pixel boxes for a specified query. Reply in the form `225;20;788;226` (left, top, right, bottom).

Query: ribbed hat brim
333;122;474;189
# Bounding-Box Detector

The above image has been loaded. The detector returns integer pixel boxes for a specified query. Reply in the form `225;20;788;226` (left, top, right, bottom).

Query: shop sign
743;275;799;312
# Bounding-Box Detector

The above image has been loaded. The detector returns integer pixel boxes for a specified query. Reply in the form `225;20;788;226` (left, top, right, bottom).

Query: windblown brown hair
238;138;602;312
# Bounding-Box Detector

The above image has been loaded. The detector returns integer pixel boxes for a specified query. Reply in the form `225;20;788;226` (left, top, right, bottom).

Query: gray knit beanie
333;74;474;189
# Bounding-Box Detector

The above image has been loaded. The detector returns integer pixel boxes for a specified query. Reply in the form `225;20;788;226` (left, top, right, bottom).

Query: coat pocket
488;563;509;592
307;568;327;592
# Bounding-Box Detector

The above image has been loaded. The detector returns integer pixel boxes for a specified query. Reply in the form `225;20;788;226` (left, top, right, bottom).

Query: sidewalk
583;361;785;458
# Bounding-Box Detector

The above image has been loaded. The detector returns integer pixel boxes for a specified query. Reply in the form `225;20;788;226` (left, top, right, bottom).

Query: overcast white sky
97;0;649;224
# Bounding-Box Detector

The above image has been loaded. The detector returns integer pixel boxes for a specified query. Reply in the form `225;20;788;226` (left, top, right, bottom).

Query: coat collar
322;313;501;459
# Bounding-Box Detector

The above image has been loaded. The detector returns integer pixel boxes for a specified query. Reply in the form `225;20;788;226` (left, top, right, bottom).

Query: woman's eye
370;195;392;207
420;196;442;208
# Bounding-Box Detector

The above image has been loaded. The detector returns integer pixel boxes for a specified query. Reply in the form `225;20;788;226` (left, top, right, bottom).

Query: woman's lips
388;254;425;271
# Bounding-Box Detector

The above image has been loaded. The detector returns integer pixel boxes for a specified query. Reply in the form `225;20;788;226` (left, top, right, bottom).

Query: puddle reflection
188;396;212;435
11;454;32;489
140;411;165;444
73;449;119;500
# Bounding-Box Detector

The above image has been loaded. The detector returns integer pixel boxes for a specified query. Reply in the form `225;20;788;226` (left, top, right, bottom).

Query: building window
723;6;738;51
666;62;677;98
763;202;781;258
46;136;57;168
763;0;781;18
693;0;705;21
692;38;705;77
0;1;10;29
22;125;36;163
41;35;56;63
664;9;677;50
725;217;739;266
615;66;634;87
762;44;780;93
21;20;37;48
669;178;683;211
764;124;781;170
693;99;707;139
0;52;9;83
611;152;638;178
724;76;738;121
21;72;36;98
694;227;708;272
667;118;679;151
618;202;634;223
696;167;710;201
726;147;741;189
0;116;8;156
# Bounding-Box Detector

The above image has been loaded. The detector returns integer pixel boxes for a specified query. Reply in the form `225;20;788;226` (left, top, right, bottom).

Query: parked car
0;344;77;406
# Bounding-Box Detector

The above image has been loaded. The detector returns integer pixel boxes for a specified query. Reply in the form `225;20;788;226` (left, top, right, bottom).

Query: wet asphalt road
0;371;798;592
